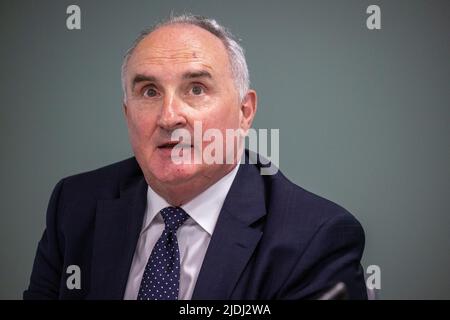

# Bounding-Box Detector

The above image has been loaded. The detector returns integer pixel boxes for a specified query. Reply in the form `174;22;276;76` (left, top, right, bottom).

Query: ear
239;90;257;132
122;101;128;117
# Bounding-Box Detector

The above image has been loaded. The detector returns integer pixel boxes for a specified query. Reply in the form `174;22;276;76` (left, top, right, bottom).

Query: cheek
218;105;241;129
204;98;240;127
127;111;157;142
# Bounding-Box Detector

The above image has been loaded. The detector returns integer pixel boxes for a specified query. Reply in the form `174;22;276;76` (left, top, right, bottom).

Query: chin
149;161;201;186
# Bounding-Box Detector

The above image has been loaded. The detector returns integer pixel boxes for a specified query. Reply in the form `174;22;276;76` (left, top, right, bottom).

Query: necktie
137;206;189;300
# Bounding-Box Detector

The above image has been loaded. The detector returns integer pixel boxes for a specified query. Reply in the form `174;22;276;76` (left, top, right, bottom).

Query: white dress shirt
123;163;240;300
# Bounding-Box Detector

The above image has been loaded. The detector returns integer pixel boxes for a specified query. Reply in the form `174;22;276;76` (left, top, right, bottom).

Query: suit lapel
192;162;267;299
88;170;147;299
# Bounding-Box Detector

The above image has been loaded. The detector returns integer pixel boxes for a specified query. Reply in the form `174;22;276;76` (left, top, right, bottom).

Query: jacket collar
191;156;267;299
88;158;147;299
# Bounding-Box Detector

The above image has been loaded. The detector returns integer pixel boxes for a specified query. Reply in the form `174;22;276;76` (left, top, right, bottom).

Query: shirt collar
143;161;241;235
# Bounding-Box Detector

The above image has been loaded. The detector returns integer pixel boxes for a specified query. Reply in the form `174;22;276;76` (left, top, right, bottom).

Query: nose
156;92;187;130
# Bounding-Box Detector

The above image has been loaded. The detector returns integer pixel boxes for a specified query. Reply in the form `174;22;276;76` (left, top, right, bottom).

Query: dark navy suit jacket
24;154;367;299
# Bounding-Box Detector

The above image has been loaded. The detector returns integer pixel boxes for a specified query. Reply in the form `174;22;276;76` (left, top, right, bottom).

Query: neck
148;163;238;206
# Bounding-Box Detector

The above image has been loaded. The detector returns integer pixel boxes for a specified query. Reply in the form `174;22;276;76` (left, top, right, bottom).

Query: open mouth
157;142;193;149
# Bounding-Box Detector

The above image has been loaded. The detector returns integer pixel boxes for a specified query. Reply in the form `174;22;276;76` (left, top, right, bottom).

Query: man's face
123;24;254;189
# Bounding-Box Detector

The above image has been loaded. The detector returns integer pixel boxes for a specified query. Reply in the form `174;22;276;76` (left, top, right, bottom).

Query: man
24;14;367;300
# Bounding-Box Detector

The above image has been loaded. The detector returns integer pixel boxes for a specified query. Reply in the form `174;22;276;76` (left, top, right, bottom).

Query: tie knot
160;206;189;231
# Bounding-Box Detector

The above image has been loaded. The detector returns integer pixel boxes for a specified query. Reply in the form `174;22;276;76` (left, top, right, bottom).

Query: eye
190;85;204;96
143;86;158;98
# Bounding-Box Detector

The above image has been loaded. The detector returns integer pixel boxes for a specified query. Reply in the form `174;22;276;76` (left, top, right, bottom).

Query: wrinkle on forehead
132;48;210;66
125;24;234;86
132;61;214;74
131;40;221;71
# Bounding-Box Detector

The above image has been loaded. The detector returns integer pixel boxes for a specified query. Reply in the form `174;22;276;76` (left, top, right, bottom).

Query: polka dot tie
137;206;189;300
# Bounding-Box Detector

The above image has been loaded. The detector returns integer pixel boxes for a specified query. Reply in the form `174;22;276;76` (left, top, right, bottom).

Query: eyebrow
131;70;213;91
131;74;157;91
182;70;212;80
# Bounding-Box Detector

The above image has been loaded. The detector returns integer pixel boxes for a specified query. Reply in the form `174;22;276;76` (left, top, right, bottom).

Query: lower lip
157;146;192;157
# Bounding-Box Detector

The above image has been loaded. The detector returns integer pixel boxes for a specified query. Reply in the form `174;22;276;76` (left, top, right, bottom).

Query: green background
1;0;449;299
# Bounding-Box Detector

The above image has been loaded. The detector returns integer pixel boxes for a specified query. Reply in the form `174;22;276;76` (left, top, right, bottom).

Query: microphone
317;282;348;300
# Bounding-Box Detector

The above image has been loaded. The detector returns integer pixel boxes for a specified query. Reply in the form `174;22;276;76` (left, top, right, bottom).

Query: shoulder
260;166;365;243
55;157;143;203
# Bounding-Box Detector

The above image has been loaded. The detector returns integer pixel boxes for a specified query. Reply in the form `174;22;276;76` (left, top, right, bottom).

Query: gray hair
121;14;250;102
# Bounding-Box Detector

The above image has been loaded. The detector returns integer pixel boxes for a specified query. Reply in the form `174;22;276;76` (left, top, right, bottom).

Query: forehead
127;24;231;77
